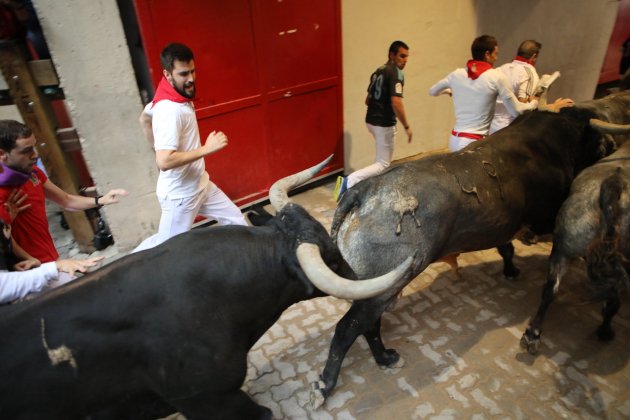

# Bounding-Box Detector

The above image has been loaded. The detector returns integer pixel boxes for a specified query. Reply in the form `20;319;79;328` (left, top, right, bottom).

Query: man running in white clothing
134;43;247;252
333;40;412;201
429;35;537;152
489;40;542;134
429;35;572;152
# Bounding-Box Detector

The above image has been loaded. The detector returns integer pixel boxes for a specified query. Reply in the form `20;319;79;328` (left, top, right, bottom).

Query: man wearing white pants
134;43;246;253
333;40;412;201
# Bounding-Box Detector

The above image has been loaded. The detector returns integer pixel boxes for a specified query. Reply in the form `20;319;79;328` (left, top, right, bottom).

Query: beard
174;82;195;99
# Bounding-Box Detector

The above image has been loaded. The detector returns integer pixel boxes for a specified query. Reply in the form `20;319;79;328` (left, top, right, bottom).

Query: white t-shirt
490;60;539;134
429;67;538;135
146;101;210;199
0;262;57;304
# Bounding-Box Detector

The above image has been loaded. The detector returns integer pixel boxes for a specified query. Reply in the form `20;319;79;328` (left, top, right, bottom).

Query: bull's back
554;144;630;258
0;226;294;416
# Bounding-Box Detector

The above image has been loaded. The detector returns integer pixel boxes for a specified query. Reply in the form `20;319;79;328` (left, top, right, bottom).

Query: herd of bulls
1;91;630;419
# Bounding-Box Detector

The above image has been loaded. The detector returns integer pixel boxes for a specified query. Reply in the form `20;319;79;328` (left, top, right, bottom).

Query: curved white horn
269;155;334;212
590;118;630;134
296;243;413;300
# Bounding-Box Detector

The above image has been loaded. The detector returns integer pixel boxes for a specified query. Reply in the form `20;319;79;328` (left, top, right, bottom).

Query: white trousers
347;123;396;188
133;181;247;253
449;134;477;152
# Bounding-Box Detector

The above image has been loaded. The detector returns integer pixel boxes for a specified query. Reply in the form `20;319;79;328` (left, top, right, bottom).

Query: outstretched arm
43;180;128;211
428;75;451;97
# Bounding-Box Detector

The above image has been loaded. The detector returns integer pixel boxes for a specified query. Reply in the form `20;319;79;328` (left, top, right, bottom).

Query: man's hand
4;189;30;221
203;131;228;155
56;256;105;277
99;189;129;206
550;97;575;112
14;258;41;271
405;126;413;143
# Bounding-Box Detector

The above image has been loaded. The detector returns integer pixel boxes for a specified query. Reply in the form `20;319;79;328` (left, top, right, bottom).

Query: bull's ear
599;136;617;159
246;205;274;226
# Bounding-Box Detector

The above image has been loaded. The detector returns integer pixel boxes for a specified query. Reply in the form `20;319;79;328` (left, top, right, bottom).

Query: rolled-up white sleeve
0;262;58;304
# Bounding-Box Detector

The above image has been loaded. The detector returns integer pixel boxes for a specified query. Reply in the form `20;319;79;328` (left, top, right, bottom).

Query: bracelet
95;195;103;207
404;125;410;130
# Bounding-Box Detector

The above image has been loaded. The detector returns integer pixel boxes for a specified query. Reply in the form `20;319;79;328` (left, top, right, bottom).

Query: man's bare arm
391;96;413;143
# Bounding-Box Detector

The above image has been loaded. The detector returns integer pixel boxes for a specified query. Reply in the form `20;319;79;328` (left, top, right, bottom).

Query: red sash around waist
451;130;485;140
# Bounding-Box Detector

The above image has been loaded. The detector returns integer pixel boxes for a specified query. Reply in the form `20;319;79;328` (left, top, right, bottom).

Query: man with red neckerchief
134;42;247;253
490;39;545;135
429;35;573;152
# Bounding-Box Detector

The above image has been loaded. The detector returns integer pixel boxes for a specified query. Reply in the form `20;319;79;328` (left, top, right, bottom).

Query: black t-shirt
365;61;404;127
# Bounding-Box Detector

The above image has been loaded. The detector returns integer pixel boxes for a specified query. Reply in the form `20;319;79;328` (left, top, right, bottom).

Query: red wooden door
134;0;343;206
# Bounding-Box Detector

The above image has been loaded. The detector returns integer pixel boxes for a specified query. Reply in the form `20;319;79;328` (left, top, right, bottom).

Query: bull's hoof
375;348;402;367
520;332;540;355
597;325;616;341
504;267;521;280
380;354;405;370
309;380;326;410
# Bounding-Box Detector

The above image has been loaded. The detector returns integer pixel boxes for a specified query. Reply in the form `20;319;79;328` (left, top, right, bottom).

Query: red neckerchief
151;76;192;108
466;60;492;80
514;55;535;66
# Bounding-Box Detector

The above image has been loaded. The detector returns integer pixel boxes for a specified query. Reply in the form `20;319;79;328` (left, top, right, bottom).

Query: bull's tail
330;188;361;241
586;168;630;299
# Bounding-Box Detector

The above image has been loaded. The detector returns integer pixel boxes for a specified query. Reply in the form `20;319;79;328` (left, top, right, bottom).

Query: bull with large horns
0;157;414;419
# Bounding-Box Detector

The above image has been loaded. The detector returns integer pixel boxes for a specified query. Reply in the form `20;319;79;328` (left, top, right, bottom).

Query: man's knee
375;160;391;172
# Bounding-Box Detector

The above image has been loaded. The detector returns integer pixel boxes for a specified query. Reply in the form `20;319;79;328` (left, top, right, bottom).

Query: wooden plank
27;59;59;86
0;41;95;252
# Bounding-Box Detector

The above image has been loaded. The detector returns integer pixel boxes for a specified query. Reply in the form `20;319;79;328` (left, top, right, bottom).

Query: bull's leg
170;389;271;420
310;299;390;409
521;254;568;354
597;292;620;341
497;242;520;279
363;317;402;367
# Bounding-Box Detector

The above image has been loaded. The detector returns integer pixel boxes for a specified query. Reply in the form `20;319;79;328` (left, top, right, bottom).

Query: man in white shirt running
429;35;572;152
490;39;543;135
134;43;247;253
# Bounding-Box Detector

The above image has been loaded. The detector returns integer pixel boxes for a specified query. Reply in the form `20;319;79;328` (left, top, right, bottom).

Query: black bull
310;92;630;407
0;159;412;420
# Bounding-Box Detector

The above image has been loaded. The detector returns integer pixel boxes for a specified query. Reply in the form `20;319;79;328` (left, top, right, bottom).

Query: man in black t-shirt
334;40;413;201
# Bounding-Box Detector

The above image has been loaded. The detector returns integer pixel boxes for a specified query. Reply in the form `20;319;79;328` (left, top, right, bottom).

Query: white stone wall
32;0;159;252
476;0;619;102
341;0;619;173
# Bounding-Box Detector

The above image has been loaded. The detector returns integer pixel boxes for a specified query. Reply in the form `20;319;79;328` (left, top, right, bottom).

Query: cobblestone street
52;180;630;419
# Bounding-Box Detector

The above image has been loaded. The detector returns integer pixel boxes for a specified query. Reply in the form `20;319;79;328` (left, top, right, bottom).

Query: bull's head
269;156;413;300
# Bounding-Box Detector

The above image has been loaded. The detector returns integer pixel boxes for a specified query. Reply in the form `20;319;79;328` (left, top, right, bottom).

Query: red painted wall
134;0;344;206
